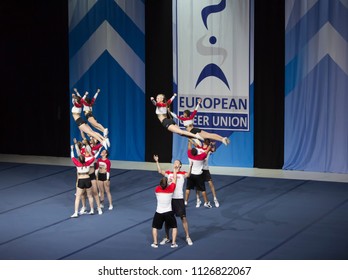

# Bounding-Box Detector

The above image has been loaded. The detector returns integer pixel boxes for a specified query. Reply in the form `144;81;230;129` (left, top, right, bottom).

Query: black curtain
0;2;70;157
145;0;173;163
254;0;285;168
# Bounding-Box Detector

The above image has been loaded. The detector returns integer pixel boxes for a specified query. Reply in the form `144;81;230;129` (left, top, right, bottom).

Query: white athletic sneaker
184;201;188;206
79;207;87;215
97;207;103;215
171;243;178;248
109;205;113;210
196;200;202;208
204;201;212;208
151;243;158;248
214;198;220;208
89;209;94;215
186;237;193;246
70;212;78;218
159;237;171;245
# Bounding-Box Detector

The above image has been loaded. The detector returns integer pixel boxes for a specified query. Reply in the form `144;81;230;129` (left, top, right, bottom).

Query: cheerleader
169;98;230;146
151;165;179;248
74;138;104;215
150;93;204;141
192;139;220;208
71;90;109;149
81;89;109;143
95;150;113;210
70;144;102;218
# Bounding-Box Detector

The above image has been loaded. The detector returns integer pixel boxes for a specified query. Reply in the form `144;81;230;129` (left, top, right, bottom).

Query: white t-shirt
165;171;186;199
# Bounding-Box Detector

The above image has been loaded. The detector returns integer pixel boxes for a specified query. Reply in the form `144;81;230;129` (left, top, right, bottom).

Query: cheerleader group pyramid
69;89;230;248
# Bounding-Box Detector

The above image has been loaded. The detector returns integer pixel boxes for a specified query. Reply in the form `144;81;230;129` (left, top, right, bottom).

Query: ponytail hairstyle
76;141;83;150
74;95;82;103
159;177;168;189
78;154;86;164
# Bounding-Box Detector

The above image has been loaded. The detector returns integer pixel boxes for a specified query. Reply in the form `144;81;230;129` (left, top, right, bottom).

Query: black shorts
75;117;86;127
152;211;177;229
190;127;202;134
202;169;212;181
161;118;176;129
85;111;95;119
186;173;206;192
98;173;108;181
172;199;186;218
77;178;92;189
89;172;96;181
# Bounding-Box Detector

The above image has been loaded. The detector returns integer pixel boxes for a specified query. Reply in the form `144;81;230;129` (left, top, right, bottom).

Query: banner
173;0;254;167
284;0;348;173
69;0;145;161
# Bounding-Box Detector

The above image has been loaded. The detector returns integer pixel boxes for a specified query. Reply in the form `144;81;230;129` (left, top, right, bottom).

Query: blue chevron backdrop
284;0;348;173
172;0;254;167
68;0;145;161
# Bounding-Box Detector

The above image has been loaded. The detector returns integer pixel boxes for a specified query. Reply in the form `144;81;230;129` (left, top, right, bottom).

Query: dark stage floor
0;161;347;260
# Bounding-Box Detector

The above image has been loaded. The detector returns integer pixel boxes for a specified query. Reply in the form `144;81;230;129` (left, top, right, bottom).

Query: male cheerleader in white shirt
153;155;193;246
151;165;179;248
185;140;214;208
192;139;220;208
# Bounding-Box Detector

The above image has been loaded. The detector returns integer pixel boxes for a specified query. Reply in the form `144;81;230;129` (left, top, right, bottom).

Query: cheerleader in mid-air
169;98;230;146
71;89;109;149
150;93;204;141
77;88;110;146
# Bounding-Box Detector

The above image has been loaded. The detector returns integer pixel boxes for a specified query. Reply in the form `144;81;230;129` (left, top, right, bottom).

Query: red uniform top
155;182;176;213
187;149;207;175
71;157;95;174
96;158;111;172
152;94;176;115
171;110;197;126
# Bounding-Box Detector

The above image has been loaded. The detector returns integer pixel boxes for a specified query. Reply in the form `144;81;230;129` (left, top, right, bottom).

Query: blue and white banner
284;0;348;173
173;0;254;167
69;0;145;161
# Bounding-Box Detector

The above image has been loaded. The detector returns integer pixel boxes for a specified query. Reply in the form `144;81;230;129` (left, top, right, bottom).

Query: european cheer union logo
195;0;230;90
